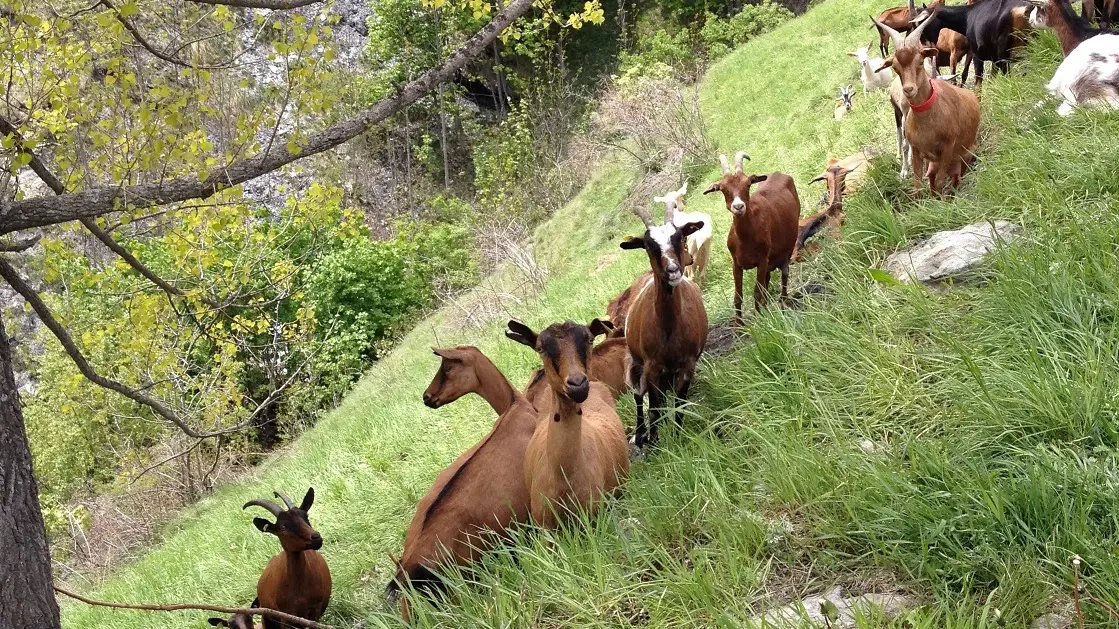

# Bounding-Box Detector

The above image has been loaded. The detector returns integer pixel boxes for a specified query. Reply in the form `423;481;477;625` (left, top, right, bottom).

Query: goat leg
778;260;791;306
646;380;665;448
910;151;926;197
754;264;772;312
674;365;695;429
733;263;745;326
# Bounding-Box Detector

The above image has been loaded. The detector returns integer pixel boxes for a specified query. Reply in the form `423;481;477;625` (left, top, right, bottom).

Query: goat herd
206;1;1117;626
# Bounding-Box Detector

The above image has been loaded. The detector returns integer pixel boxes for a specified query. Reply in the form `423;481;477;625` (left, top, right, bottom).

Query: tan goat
506;319;629;529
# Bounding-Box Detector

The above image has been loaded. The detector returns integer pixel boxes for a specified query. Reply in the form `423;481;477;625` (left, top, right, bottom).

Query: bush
700;2;793;60
617;28;696;81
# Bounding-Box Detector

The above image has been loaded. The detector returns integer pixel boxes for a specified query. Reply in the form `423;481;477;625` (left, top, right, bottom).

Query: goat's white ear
702;182;721;194
505;320;538;348
620;236;645;250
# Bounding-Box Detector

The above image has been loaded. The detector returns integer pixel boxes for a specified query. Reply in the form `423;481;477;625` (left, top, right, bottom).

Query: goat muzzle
565;375;590;403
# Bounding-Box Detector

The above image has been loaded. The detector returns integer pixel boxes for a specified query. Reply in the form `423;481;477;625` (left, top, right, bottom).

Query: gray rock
747;587;915;628
1031;613;1072;629
884;221;1020;284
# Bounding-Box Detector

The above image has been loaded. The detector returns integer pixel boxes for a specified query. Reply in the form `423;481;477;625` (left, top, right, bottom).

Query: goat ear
209;619;229;627
432;347;464;362
253;517;274;534
750;174;769;184
679;221;705;238
588;318;614;338
702;182;721;194
652;195;667;203
505;320;538;348
619;236;645;250
300;487;314;512
876;57;894;72
921;46;939;58
846;51;857;57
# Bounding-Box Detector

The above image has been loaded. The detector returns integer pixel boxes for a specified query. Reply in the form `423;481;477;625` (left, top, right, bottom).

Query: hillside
60;0;1119;626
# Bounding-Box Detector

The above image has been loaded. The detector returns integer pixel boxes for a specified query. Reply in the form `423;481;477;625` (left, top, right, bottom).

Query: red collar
910;79;939;112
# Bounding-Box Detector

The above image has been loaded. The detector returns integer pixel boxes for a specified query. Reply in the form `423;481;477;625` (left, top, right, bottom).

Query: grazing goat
834;85;855;119
655;183;714;288
524;319;628;405
208;602;260;629
606;271;652;336
910;0;1032;85
820;147;877;196
703;152;799;323
618;201;708;449
392;352;536;620
243;489;331;629
874;5;927;55
506;319;629;528
849;46;894;92
792;165;849;263
936;27;972;84
1028;0;1107;55
876;14;981;196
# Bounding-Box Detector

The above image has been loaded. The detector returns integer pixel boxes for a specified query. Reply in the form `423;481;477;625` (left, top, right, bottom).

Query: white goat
1045;34;1119;116
849;46;893;92
654;183;713;288
834;85;855;120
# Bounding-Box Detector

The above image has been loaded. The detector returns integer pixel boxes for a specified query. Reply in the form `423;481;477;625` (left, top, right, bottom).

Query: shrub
700;2;793;60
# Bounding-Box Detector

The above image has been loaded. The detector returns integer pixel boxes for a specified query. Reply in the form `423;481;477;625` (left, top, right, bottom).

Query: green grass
61;0;1119;626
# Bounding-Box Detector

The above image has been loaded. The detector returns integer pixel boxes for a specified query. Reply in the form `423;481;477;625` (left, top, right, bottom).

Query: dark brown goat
243;489;331;629
792;165;849;263
391;349;536;621
619;200;708;449
524;319;627;405
703;152;800;324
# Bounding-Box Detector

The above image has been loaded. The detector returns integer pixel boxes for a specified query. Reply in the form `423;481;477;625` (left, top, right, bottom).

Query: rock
747;587;915;628
617;517;641;540
858;439;876;454
1031;613;1073;629
884;221;1020;284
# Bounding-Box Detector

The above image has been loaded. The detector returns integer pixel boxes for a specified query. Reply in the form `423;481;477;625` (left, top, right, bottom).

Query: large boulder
884;220;1020;284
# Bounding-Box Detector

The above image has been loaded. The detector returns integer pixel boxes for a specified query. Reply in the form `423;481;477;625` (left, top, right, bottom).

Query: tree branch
0;234;40;252
98;0;235;70
0;0;536;235
186;0;323;8
53;585;336;629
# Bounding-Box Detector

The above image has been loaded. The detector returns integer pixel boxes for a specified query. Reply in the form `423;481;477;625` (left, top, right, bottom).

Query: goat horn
630;205;655;229
906;7;936;46
274;491;296;510
664;199;675;224
734;151;750;174
718;154;732;175
243;499;284;517
871;15;905;49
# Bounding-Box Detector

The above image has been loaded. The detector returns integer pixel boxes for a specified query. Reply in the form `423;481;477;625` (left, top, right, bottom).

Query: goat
243;489;331;629
423;345;522;415
506;319;629;529
208;601;260;629
874;5;927;55
1043;33;1119;115
792;165;849;263
390;349;537;621
834;85;855;119
1028;0;1107;55
876;13;981;196
618;200;708;450
606;271;652;336
524;319;628;405
849;46;894;92
703;152;799;323
1084;0;1119;27
819;147;877;196
936;26;972;84
655;183;714;288
910;0;1032;86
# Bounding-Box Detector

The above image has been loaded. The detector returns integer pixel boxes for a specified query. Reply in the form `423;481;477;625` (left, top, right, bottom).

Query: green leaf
867;268;902;286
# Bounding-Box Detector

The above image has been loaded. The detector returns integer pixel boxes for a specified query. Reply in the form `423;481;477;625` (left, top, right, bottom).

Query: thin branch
127;439;202;486
0;234;39;252
99;0;234;70
0;0;536;235
186;0;322;8
53;585;336;629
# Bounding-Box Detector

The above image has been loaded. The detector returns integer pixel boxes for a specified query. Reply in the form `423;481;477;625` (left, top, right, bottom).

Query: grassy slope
64;0;1119;625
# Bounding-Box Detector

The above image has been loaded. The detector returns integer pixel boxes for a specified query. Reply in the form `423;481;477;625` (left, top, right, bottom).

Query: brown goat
703;152;800;324
391;348;536;620
792;165;849;263
618;202;708;449
423;346;521;415
876;14;981;196
506;319;629;528
936;27;971;84
874;5;925;55
525;321;629;406
243;489;331;629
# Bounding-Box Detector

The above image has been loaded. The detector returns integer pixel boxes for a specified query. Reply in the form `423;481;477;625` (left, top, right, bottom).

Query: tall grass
61;1;1119;627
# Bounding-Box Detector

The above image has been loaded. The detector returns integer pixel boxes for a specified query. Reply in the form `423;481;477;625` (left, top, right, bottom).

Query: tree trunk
0;308;62;629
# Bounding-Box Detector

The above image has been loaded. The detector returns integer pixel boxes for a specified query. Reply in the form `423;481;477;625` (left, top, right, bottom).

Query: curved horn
906;7;936;45
243;499;283;517
630;204;655;229
718;154;732;175
664;198;676;223
871;15;905;49
274;491;295;510
734;151;750;174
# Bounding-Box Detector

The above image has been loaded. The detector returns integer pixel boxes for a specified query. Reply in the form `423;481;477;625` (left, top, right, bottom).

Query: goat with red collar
875;10;980;196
